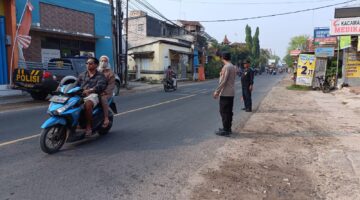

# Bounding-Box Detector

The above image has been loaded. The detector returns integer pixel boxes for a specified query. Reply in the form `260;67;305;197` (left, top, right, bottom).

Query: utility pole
109;0;118;74
116;0;123;85
124;0;129;86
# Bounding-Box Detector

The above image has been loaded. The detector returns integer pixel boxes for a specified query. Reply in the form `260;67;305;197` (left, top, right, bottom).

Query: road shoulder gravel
183;78;360;200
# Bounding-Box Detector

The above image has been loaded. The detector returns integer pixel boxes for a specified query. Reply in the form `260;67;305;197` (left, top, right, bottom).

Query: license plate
49;95;69;103
14;69;42;84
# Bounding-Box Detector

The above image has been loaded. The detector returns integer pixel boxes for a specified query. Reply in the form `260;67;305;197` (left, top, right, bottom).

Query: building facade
127;11;192;81
15;0;113;65
0;0;17;85
128;39;191;81
127;10;184;48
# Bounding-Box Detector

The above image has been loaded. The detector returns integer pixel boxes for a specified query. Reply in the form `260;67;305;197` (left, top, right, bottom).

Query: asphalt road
0;74;284;200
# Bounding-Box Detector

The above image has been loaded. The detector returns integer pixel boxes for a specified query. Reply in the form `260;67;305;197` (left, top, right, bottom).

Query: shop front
0;0;7;84
0;0;17;85
16;0;113;66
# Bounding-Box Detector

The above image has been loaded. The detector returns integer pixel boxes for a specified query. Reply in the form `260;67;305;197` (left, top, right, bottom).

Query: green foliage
245;25;253;53
230;45;250;66
326;59;342;78
286;35;309;52
283;35;309;68
205;56;222;79
259;49;270;67
251;27;260;67
283;54;294;69
252;27;260;67
286;84;311;91
270;54;281;65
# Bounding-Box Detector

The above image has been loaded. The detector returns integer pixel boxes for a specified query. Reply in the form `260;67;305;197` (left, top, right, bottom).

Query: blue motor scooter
40;76;117;154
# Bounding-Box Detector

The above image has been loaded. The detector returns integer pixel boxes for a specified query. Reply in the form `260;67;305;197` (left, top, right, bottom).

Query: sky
142;0;360;59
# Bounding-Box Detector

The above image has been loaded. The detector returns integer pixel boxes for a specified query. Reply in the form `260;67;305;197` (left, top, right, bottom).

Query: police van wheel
30;92;48;101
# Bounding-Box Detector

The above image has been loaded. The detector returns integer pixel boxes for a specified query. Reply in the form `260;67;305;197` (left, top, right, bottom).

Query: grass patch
286;84;311;91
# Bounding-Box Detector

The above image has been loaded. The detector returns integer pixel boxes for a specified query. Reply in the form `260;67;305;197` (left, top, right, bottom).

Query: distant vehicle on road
12;57;121;100
163;74;177;92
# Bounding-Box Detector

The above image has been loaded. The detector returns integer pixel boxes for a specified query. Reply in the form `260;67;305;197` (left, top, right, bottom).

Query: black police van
12;57;120;100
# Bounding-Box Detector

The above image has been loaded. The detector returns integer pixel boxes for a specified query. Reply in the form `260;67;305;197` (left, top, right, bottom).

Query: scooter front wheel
40;125;67;154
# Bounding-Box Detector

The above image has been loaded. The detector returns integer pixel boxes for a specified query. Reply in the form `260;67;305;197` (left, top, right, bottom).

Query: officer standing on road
213;52;237;137
241;59;254;112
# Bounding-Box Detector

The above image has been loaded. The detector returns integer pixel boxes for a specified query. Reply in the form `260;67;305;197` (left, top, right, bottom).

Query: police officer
241;59;254;112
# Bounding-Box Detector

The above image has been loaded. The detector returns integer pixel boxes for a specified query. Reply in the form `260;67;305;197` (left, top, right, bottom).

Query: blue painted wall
0;17;8;84
16;0;114;66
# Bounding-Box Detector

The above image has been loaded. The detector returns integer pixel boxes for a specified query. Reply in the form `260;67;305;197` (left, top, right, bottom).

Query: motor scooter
40;76;117;154
163;74;177;92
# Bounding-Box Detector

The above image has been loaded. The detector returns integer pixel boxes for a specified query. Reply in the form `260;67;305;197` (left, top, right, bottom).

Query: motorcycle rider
165;65;176;87
77;57;107;136
98;55;116;128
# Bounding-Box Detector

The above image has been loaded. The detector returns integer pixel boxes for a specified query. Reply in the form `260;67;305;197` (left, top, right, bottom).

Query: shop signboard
290;50;301;56
340;36;351;49
330;17;360;36
314;27;337;45
296;54;316;86
315;47;334;57
346;51;360;78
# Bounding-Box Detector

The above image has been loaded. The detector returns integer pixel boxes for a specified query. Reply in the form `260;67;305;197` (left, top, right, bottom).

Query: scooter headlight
54;101;76;115
55;106;68;115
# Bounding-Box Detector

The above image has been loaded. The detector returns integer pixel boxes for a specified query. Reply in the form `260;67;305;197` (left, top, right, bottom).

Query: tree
286;35;309;53
259;48;270;68
283;54;294;70
270;54;281;66
245;25;253;54
284;35;309;68
230;44;250;66
252;27;260;68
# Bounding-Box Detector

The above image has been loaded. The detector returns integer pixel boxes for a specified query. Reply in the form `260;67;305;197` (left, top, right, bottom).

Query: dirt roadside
184;78;360;200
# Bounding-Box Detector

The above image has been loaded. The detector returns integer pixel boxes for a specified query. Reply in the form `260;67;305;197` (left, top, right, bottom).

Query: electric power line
168;0;340;5
197;0;357;22
130;0;192;34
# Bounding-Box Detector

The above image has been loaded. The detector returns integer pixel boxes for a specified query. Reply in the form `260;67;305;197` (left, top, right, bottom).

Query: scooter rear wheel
164;84;169;92
40;125;67;154
98;113;113;136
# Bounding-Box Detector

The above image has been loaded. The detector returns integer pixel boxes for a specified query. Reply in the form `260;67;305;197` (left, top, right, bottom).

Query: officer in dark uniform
241;59;254;112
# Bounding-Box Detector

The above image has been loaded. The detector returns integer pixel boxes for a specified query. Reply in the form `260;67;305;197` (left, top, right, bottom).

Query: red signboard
290;50;301;56
314;37;337;45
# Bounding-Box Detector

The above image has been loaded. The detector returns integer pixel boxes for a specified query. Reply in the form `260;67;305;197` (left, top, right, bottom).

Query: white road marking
0;94;197;148
114;94;196;116
0;134;40;148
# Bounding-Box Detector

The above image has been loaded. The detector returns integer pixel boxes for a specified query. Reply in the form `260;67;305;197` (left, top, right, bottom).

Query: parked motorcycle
315;75;335;93
40;76;117;154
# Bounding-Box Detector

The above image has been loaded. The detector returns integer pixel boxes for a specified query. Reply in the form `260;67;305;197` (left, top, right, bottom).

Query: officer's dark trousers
219;96;234;132
242;87;252;110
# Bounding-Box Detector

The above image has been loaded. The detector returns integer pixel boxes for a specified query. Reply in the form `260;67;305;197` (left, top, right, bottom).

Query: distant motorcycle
163;74;177;92
40;76;117;154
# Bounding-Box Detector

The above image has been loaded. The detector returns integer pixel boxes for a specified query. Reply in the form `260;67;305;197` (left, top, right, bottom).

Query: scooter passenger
98;55;116;128
77;57;107;136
